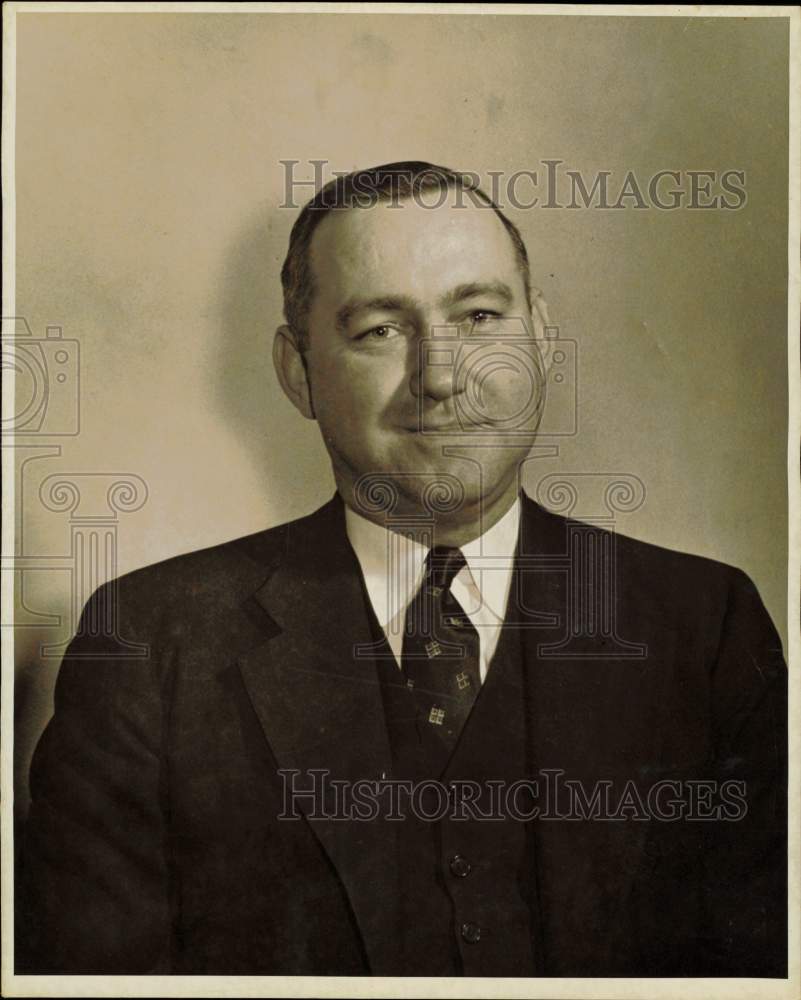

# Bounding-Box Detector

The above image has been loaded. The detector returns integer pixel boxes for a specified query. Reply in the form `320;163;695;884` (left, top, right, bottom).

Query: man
17;163;787;977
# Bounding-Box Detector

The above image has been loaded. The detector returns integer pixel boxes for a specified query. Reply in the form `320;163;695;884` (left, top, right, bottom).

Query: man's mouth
402;418;494;433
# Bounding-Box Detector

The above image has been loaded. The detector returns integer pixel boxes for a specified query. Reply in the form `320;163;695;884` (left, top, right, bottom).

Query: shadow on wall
14;203;333;822
213;200;332;525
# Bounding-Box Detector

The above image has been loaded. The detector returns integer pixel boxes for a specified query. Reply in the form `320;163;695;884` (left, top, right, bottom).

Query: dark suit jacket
17;493;787;976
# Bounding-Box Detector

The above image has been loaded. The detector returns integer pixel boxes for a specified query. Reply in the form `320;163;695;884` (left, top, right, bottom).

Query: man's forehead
308;197;521;291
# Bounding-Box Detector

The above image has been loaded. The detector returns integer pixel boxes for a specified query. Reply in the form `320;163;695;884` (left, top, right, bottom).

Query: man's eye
469;310;502;325
359;325;400;341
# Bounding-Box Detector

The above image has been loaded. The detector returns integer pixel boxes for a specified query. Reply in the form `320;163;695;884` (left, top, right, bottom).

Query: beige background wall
12;12;790;812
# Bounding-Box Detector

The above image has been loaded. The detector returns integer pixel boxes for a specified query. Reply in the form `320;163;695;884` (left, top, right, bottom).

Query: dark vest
366;588;542;976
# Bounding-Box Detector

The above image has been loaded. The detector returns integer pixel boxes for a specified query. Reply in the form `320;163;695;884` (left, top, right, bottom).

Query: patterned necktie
401;546;482;768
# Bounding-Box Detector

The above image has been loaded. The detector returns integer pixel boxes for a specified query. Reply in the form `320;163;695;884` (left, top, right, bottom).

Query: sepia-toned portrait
2;5;798;998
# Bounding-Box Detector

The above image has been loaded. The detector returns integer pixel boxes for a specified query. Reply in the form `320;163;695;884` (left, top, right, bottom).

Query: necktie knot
425;546;466;592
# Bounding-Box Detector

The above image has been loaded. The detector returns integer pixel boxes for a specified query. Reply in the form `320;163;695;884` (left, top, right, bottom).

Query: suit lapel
238;496;399;973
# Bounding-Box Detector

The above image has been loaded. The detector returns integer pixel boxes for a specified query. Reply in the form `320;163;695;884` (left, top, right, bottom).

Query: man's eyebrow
335;294;419;331
437;281;515;310
333;283;515;330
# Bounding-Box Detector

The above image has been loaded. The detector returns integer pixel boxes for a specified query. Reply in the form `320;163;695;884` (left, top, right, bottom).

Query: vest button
461;921;482;944
449;854;472;878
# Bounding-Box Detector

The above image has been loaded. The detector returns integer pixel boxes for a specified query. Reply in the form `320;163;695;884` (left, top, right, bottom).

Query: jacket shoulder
527;498;765;636
530;496;743;579
83;501;335;622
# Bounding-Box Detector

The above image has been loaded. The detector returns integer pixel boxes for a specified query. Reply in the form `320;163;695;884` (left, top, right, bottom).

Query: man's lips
397;405;501;432
401;417;494;432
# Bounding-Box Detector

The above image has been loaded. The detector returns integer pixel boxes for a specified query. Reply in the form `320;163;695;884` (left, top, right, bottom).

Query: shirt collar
344;496;521;627
460;498;521;618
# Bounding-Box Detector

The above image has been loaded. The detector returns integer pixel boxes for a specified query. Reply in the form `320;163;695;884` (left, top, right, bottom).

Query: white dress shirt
345;498;521;683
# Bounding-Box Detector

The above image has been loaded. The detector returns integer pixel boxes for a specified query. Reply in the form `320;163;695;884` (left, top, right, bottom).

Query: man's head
280;163;533;351
274;161;550;536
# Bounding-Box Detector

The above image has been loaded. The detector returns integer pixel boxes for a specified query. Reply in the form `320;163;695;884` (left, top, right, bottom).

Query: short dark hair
280;161;532;350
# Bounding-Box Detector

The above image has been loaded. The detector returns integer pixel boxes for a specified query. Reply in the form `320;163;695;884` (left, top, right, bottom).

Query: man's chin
346;456;513;524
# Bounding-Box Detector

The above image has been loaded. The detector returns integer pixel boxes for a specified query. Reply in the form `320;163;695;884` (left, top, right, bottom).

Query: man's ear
529;290;555;377
273;325;316;420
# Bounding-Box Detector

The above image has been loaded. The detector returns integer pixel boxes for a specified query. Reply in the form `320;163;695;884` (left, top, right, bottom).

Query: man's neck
339;480;521;548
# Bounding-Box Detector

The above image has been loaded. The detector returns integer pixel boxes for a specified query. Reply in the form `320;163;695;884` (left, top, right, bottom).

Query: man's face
292;194;545;522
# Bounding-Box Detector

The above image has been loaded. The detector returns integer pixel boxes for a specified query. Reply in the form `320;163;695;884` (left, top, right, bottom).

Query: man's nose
409;326;461;401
